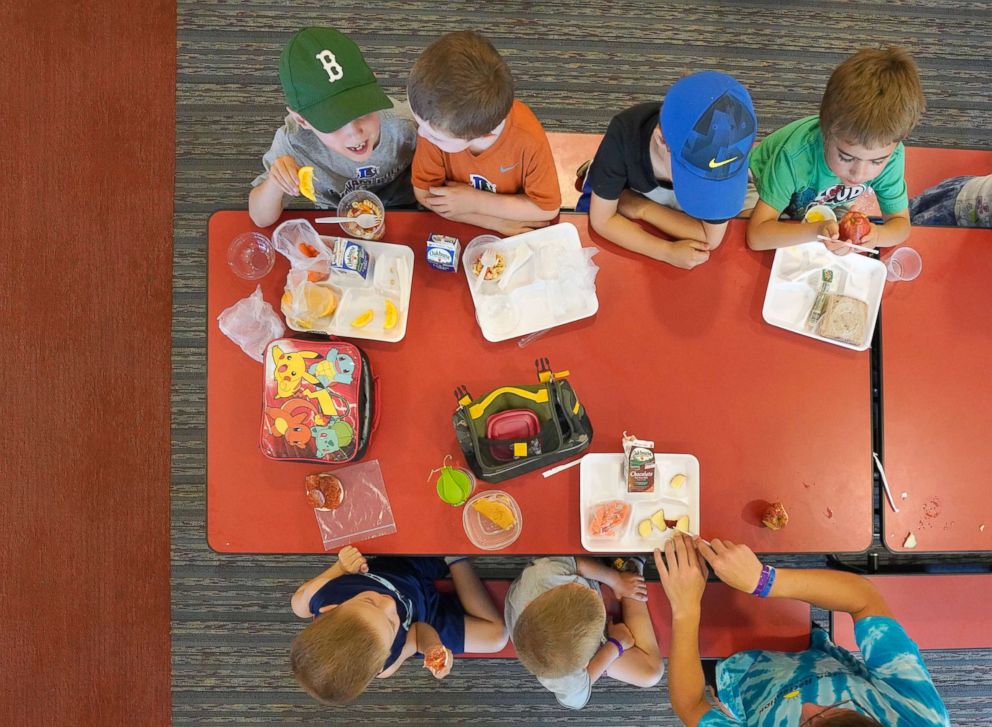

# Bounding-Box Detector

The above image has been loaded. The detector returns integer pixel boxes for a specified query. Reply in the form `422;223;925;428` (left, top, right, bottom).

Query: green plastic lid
436;466;473;506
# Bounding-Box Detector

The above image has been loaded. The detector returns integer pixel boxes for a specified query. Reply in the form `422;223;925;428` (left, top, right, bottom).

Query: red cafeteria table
879;227;992;553
207;211;874;554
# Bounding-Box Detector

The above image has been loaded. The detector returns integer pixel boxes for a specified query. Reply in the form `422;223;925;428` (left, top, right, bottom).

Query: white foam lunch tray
462;223;599;342
579;453;700;553
286;237;414;343
762;242;886;351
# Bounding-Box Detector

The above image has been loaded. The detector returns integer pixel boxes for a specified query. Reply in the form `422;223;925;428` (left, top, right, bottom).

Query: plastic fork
816;235;879;255
315;213;379;229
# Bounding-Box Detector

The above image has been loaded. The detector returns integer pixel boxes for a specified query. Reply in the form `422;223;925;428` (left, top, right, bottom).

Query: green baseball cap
278;27;391;133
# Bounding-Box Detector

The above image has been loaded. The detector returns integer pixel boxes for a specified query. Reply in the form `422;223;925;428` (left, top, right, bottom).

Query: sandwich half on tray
817;294;868;345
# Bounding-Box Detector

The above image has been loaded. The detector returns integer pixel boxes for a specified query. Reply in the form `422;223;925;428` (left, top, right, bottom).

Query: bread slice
817;294;868;345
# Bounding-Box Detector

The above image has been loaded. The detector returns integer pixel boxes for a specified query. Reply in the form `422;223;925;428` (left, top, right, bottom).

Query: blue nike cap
660;71;757;221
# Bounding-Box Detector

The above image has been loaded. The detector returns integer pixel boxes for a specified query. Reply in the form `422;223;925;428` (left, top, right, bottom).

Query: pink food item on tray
589;501;631;538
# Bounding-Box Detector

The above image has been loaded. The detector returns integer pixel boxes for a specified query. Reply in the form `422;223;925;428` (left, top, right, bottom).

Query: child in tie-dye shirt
654;533;949;726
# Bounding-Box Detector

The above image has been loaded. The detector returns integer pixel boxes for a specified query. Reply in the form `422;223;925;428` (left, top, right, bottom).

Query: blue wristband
757;566;776;598
606;636;624;657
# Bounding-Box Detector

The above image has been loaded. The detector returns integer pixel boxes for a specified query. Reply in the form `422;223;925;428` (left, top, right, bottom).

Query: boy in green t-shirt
747;47;926;254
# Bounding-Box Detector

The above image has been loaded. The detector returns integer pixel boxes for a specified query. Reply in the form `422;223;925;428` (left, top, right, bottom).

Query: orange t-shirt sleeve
522;141;562;210
411;139;447;191
518;113;561;211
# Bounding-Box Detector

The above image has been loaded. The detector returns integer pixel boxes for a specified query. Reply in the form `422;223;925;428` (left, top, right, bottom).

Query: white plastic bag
271;218;330;267
217;285;285;362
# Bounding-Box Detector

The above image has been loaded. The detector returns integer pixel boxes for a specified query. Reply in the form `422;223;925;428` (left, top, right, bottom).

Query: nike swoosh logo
708;156;738;169
499;163;520;173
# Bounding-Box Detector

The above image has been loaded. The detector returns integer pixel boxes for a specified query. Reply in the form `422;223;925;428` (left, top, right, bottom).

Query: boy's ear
653;125;667;148
288;108;311;129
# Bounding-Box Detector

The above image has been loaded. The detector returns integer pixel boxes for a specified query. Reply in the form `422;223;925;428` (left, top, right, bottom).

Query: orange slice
303;284;336;318
383;299;399;330
471;498;516;530
298;166;316;202
351;309;374;328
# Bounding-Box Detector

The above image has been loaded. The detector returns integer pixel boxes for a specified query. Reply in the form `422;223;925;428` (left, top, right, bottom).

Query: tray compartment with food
462;223;599;342
762;241;884;351
280;236;413;343
580;453;700;553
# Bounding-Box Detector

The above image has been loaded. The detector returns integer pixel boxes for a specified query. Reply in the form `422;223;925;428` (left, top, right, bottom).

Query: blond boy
290;548;507;705
506;557;663;709
407;31;561;236
747;47;926;254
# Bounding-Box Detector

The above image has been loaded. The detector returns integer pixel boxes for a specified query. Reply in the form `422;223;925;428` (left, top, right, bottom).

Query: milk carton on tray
328;237;370;280
622;432;656;493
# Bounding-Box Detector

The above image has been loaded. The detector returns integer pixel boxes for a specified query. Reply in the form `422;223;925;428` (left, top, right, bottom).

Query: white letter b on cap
315;50;343;82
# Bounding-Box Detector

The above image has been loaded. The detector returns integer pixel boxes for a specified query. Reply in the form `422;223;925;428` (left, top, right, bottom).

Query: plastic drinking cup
885;247;922;282
228;232;276;279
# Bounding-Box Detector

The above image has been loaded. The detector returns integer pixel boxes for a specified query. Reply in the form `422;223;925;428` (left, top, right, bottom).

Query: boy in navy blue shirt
290;546;507;704
581;72;758;269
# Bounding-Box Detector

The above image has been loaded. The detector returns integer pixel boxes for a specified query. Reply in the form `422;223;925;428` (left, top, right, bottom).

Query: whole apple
838;211;871;243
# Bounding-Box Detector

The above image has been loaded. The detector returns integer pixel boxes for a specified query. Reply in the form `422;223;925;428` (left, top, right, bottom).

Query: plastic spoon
315;213;379;229
498;245;533;290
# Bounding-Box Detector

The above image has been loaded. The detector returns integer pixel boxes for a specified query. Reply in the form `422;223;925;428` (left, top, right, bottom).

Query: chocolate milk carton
622;432;656;493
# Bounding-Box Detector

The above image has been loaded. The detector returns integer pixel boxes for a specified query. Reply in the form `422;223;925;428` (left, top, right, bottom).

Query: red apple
838;211;871;244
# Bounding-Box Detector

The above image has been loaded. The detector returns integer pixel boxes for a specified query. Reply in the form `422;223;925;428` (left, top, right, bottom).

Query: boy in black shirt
581;72;757;269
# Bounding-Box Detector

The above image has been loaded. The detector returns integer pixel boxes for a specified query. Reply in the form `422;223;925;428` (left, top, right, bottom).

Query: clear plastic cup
228;232;276;279
885;247;922;282
338;190;385;240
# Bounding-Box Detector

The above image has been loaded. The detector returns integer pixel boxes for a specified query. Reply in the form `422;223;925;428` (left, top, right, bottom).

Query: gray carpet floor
174;2;992;724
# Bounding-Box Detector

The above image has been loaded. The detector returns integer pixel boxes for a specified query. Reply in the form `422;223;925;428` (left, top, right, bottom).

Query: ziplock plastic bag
310;460;396;550
217;285;285;361
272;218;330;267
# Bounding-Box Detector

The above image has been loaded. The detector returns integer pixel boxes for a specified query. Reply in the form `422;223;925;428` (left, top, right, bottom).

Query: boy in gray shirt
249;27;417;227
505;556;663;709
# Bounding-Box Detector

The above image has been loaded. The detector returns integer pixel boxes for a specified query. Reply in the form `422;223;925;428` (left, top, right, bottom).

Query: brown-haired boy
290;547;507;705
505;557;664;709
747;46;926;254
407;30;561;236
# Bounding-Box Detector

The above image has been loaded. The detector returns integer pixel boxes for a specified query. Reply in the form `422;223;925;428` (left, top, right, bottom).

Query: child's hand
425;183;479;216
267;155;302;197
423;645;453;679
611;570;648;602
607;621;635;652
654;532;709;618
695;538;763;595
817;220;851;256
338;545;368;574
665;240;711;269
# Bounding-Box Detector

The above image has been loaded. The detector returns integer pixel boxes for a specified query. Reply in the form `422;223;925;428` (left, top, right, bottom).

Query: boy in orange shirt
407;31;561;236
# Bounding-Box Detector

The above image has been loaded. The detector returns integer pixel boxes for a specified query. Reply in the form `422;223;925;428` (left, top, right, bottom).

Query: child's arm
697;539;893;622
618;191;729;249
861;209;911;248
249;155;304;227
376;622;448;679
414;187;549;236
586;621;634;685
575;557;647;601
290;546;368;618
654;533;713;727
589;193;710;270
746;199;841;251
418;184;558;222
